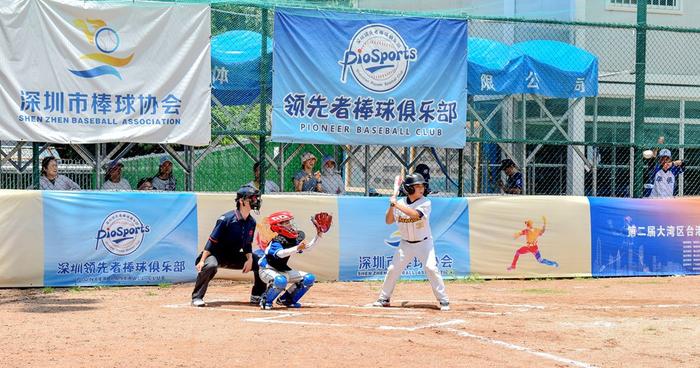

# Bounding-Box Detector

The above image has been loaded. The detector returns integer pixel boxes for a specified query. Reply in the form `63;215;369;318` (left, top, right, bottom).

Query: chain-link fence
2;1;699;198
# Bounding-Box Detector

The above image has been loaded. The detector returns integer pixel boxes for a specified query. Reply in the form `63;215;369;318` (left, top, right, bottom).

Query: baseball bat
392;175;402;197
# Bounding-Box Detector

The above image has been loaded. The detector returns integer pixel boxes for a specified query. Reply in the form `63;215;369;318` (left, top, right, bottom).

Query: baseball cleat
439;301;450;311
250;295;262;305
372;298;390;308
191;298;205;307
276;298;301;308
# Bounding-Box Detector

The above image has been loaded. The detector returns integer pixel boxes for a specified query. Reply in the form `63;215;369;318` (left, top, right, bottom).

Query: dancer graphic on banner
507;216;559;271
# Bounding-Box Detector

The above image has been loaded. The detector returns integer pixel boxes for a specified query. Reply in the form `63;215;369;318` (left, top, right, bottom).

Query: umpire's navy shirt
204;210;256;264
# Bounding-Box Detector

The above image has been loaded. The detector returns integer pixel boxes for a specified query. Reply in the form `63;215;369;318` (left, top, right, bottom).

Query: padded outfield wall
1;190;698;287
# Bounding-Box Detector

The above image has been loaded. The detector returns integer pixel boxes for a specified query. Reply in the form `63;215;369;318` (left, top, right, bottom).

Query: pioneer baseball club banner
272;9;468;148
0;0;211;145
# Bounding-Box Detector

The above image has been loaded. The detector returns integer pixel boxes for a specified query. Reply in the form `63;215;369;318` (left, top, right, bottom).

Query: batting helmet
268;211;298;239
402;173;427;195
236;185;261;211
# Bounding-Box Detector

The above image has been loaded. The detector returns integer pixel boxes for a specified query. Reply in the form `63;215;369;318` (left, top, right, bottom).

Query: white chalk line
163;301;427;319
573;303;700;310
409;299;545;310
244;313;465;332
420;299;700;311
444;327;600;368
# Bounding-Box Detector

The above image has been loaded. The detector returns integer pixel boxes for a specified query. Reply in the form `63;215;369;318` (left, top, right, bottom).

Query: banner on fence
468;196;592;278
42;192;198;286
272;9;468;148
590;197;700;277
0;0;211;145
338;197;469;281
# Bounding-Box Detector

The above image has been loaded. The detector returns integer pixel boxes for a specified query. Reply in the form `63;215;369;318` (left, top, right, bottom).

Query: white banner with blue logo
338;197;470;281
0;0;211;145
272;9;468;148
42;192;198;286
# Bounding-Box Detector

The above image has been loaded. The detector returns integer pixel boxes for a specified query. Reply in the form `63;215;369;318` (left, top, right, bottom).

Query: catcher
258;211;332;309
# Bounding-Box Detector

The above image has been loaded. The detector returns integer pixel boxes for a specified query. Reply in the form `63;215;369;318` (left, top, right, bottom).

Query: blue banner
42;192;198;286
338;197;469;281
467;39;598;98
590;197;700;277
272;9;468;148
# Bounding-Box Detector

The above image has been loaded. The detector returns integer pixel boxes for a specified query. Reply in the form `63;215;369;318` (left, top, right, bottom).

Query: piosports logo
95;211;150;256
339;24;418;93
69;19;134;80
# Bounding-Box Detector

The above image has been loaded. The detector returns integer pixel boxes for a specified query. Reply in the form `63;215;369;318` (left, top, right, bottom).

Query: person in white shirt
246;161;280;193
647;149;684;198
102;160;131;190
372;173;450;311
320;156;345;195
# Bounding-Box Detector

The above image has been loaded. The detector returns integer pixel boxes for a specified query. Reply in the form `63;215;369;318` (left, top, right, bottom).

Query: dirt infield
1;276;699;368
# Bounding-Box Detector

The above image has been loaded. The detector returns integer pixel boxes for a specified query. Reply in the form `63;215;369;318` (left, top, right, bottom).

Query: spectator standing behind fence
152;155;177;191
646;148;684;198
102;160;131;190
497;159;522;195
38;156;80;190
293;152;322;192
137;177;153;190
320;156;345;195
246;162;280;193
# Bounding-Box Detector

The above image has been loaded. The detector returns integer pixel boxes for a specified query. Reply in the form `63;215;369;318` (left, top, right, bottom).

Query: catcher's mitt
311;212;333;233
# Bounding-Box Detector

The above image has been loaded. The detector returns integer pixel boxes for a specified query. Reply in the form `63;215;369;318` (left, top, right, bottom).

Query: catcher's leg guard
261;275;287;310
279;274;315;308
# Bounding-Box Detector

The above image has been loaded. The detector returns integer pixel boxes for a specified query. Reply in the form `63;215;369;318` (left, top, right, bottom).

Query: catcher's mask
236;185;261;211
402;173;427;195
268;211;299;239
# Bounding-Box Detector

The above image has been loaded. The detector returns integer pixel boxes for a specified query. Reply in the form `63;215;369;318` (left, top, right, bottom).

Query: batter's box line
244;314;465;332
163;301;428;319
443;327;600;368
308;302;510;316
410;299;546;310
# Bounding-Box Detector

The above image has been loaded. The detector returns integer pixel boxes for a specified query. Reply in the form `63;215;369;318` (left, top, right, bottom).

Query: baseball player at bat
258;211;332;309
372;173;450;311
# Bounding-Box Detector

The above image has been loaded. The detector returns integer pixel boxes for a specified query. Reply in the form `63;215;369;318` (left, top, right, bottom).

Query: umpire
191;186;266;307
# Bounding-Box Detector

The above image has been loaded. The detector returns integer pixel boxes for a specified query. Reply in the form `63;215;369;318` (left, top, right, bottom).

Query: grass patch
456;273;484;283
146;291;158;297
42;287;54;294
68;286;82;293
158;283;172;289
521;288;565;295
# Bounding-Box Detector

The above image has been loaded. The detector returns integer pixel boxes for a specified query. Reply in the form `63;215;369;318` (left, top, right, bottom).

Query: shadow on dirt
20;296;100;313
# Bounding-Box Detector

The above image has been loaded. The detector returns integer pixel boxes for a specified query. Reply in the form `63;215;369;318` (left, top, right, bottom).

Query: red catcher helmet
268;211;298;239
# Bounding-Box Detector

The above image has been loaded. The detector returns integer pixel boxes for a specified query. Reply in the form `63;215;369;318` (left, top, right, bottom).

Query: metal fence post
32;142;40;189
259;8;269;194
458;148;464;196
633;0;647;198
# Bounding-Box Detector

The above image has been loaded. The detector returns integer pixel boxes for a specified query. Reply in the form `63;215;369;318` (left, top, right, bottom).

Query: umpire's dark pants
191;252;266;301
